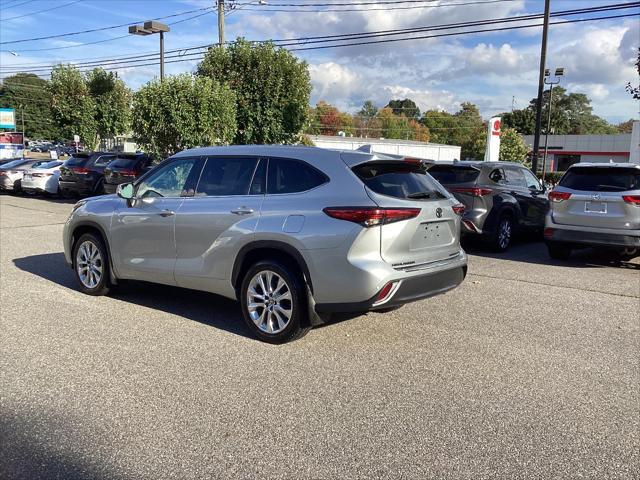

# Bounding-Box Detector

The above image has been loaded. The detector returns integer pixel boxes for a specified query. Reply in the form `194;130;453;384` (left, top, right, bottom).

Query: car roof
428;160;526;169
567;162;640;170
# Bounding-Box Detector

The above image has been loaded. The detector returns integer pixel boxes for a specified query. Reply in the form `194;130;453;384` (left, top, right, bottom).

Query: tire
72;233;112;296
547;242;572;260
619;247;639;260
239;260;310;344
490;214;514;252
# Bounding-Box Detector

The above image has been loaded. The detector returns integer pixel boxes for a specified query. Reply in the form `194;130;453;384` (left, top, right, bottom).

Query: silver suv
63;146;468;343
545;163;640;259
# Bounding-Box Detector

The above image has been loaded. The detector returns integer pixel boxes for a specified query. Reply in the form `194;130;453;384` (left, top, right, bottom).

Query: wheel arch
70;221;118;283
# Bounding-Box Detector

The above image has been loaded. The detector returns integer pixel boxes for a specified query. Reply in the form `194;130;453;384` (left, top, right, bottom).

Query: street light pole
160;31;165;80
531;0;551;174
541;67;565;184
218;0;225;46
129;21;170;82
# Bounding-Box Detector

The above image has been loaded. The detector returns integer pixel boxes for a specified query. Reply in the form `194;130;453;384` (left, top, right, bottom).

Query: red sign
491;119;501;136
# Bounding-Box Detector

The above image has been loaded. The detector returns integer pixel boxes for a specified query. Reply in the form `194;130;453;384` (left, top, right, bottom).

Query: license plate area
585;201;607;213
410;221;451;250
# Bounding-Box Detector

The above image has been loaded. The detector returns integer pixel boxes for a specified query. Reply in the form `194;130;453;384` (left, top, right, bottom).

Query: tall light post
128;21;170;81
541;67;565;184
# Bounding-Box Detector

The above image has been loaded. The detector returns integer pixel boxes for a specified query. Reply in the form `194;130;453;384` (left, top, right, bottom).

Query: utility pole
217;0;225;46
21;104;25;158
531;0;551;174
160;30;165;80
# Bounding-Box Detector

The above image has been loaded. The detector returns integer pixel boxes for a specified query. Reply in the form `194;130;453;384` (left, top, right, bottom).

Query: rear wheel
240;260;310;344
72;233;112;296
619;247;639;260
547;242;572;260
490;214;513;252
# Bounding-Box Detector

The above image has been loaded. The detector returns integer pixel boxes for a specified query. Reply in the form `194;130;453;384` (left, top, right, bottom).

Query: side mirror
116;183;135;199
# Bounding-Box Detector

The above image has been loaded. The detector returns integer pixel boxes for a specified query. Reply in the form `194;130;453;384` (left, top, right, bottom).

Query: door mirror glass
117;183;134;199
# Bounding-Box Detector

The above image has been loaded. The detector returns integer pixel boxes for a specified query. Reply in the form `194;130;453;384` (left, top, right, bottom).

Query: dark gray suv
428;161;549;251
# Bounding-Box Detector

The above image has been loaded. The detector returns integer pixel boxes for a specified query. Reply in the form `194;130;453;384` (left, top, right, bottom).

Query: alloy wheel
246;270;293;334
76;240;103;289
498;218;512;250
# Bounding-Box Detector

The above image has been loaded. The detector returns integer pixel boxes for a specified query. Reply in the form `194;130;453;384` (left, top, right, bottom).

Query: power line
229;0;518;12
1;0;82;21
0;0;37;10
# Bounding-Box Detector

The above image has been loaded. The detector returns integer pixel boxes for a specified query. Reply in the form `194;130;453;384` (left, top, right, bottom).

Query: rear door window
522;168;542;190
504;167;526;188
428;165;480;184
196;157;259;196
489;168;506;184
353;161;447;200
559;167;640;192
267;158;328;194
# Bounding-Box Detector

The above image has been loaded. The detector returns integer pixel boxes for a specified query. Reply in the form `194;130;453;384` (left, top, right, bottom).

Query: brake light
71;166;90;174
544;227;554;238
622;195;640;205
452;204;465;215
120;169;137;176
449;187;492;197
403;157;422;165
32;173;53;177
323;207;421;227
548;191;571;202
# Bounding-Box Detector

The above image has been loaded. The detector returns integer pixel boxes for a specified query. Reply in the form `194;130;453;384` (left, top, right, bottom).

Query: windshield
109;158;142;169
559;167;640;192
428;165;481;184
353;161;448;200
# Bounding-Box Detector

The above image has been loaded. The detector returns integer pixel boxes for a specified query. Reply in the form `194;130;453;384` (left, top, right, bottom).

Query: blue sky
1;0;638;123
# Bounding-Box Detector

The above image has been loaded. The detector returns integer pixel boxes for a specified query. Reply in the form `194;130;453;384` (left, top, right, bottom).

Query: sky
0;0;638;124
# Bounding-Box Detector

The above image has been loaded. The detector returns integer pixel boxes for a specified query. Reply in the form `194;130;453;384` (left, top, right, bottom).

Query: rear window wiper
407;191;441;199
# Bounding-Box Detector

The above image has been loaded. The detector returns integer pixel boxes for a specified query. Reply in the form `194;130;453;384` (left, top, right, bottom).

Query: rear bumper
545;227;640;248
59;179;93;194
315;265;467;313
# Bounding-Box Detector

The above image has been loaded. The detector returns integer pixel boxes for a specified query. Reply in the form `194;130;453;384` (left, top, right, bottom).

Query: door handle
159;209;175;217
231;207;254;215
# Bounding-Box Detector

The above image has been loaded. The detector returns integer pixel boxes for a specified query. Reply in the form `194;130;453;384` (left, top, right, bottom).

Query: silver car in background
63;146;467;343
22;160;66;195
545;163;640;259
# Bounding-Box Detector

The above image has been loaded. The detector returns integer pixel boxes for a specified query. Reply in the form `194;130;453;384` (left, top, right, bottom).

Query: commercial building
309;135;462;161
523;121;639;172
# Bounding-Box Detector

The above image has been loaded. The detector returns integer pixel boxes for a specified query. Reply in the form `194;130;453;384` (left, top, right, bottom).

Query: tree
501;108;535;134
422;103;485;159
377;107;410;139
308;101;343;135
49;65;96;147
408;119;430;142
0;73;60;140
86;68;132;144
197;39;311;144
626;48;640;100
616;119;637;133
386;98;420;119
358;100;378;120
131;74;236;159
499;127;528;163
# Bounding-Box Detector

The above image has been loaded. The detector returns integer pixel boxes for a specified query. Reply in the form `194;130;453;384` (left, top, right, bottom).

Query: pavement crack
468;272;640;299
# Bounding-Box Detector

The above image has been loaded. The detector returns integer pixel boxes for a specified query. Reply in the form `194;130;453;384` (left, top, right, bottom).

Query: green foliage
616;119;637;133
49;65;97;147
358;100;378;120
377;107;411;139
131;74;236;159
0;73;61;139
197;39;311;144
498;127;529;163
422;103;485;159
86;68;132;141
386;98;420;119
626;48;640;100
543;171;563;186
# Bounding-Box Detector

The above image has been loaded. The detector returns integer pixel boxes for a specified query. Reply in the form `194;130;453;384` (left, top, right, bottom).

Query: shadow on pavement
462;237;639;270
13;252;254;340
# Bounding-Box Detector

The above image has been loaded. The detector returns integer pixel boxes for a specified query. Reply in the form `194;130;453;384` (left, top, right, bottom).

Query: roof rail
355;144;374;154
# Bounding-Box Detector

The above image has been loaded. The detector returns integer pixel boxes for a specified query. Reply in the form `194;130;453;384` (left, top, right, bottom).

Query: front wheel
240;260;310;344
72;233;112;296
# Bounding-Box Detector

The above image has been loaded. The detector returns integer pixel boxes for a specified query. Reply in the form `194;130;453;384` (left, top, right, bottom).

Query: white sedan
22;160;66;195
0;158;45;192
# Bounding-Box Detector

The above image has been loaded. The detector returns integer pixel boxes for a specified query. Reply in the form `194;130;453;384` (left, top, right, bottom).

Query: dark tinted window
267;158;328;194
428;165;480;184
249;159;266;195
353;162;446;200
93;154;116;167
489;168;506;184
522;169;542;190
65;154;91;166
504;167;526;187
109;157;146;169
196;157;258;196
559;167;640;192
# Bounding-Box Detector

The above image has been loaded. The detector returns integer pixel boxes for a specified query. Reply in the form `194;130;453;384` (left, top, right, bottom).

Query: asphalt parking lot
1;193;638;479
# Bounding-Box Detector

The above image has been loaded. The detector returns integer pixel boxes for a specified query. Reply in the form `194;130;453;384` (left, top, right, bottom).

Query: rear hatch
427;164;481;212
60;154;92;182
551;166;640;230
104;156;142;185
351;159;462;269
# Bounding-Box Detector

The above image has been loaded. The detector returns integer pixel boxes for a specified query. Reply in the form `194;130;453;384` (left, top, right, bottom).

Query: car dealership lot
1;194;638;479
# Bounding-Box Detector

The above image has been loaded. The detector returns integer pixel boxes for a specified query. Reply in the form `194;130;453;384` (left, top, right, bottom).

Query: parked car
427;161;549;251
0;158;46;192
544;163;640;259
58;151;118;197
103;153;154;194
21;160;66;195
63;146;468;343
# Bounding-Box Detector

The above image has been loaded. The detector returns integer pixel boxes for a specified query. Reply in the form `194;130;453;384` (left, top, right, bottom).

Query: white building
522;121;639;171
309;135;462;161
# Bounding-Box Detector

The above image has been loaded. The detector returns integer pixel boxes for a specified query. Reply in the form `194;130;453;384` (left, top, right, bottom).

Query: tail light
452;204;465;215
449;187;492;197
119;169;137;176
548;191;571;202
323;207;421;227
544;228;554;238
71;166;90;174
32;173;53;177
622;195;640;205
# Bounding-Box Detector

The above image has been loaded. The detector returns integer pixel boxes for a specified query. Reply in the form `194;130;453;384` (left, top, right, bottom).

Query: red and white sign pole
484;117;501;162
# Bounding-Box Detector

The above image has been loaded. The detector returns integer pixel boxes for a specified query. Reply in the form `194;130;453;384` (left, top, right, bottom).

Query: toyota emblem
592;193;601;201
435;207;443;218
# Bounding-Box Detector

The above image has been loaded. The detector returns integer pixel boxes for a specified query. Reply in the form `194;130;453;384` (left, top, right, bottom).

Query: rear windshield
559;167;640;192
428;165;480;184
66;155;91;166
35;161;62;169
353;161;447;200
109;158;143;169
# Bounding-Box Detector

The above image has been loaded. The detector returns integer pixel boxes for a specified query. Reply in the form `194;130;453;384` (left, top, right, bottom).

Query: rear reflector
548;191;571;202
544;228;554;238
622;195;640;205
449;187;492;197
452;204;465;215
323;207;420;227
373;281;399;306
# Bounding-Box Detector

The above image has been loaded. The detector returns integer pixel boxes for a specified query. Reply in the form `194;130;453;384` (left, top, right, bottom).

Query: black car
103;153;153;194
428;161;549;251
59;152;117;197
